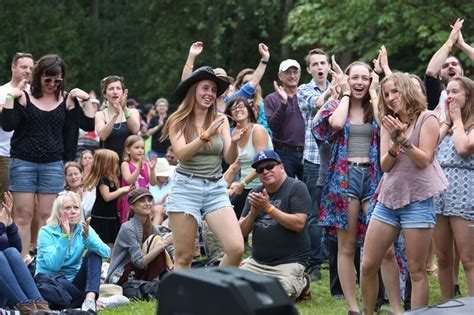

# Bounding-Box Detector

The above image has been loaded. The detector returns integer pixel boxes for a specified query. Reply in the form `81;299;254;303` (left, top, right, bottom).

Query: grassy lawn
100;265;467;314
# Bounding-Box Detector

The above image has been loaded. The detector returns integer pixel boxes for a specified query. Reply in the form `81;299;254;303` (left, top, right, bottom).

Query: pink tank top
118;161;150;223
377;111;448;209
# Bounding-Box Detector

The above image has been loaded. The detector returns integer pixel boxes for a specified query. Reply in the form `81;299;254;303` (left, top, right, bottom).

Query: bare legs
13;192;55;257
361;220;399;315
169;208;243;270
337;199;369;313
435;215;474;300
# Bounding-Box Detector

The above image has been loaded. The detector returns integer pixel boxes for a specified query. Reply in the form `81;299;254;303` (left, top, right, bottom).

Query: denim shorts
371;197;436;229
166;172;232;224
347;165;372;202
9;158;64;194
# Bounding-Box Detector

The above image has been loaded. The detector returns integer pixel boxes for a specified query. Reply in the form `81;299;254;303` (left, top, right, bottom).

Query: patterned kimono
312;100;381;245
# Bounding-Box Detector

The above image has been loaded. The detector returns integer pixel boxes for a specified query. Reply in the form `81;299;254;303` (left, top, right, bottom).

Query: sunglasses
13;52;33;63
44;77;63;85
255;162;280;174
101;75;124;83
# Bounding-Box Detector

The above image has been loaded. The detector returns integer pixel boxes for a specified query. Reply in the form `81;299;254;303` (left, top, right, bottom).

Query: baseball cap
127;188;153;205
279;59;301;72
251;150;283;168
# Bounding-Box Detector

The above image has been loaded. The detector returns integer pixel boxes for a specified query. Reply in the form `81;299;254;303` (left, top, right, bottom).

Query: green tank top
177;135;224;176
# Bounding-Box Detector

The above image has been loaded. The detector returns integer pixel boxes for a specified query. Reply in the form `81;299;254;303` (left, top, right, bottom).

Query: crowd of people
0;18;473;315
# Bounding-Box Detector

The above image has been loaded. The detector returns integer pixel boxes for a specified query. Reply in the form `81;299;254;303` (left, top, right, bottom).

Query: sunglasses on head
255;162;280;174
101;75;124;83
44;77;63;85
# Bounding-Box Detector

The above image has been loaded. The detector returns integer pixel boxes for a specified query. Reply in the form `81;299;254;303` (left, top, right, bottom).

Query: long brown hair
161;82;216;146
378;72;427;123
82;149;120;190
128;201;155;242
344;61;374;123
449;76;474;130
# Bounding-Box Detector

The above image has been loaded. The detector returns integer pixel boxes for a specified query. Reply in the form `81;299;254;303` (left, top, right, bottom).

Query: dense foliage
0;1;472;107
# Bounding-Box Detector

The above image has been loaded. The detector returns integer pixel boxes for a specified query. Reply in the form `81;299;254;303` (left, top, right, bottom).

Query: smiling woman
1;54;93;258
160;66;245;270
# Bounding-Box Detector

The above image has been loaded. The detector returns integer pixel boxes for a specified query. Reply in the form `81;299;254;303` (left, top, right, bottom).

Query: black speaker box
157;267;299;315
404;296;474;314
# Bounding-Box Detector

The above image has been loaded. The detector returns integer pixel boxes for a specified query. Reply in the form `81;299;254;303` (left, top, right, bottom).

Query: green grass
100;266;467;314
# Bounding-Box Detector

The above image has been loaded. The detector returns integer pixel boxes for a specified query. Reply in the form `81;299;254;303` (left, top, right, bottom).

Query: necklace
106;106;123;130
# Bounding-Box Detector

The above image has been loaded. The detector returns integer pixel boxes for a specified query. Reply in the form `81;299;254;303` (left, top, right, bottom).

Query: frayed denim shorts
371;197;436;229
9;158;64;194
166;171;232;224
347;164;372;202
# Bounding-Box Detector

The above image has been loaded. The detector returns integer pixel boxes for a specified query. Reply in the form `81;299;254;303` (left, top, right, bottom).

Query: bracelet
124;111;132;119
185;63;194;69
370;96;378;103
61;233;69;239
451;125;458;131
239;179;247;188
388;149;398;158
6;94;15;100
342;94;350;99
199;128;211;142
443;122;452;128
266;205;274;214
260;59;269;65
118;188;125;195
82;97;90;102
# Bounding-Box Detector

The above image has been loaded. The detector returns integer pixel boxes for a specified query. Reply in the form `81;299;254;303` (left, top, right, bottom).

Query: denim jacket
36;224;110;281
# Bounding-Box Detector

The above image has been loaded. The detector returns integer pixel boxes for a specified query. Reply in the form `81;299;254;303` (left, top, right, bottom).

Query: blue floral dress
312;100;381;245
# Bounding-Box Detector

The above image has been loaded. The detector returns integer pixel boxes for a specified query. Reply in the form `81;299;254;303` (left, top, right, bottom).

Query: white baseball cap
279;59;301;72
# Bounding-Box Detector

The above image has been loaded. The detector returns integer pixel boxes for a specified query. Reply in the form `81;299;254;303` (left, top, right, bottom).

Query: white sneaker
97;295;130;309
81;297;96;312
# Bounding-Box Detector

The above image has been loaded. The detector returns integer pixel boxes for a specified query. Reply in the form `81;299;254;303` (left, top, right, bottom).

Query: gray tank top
347;123;372;159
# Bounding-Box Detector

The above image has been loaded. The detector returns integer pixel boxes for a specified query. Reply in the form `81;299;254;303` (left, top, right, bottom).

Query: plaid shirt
297;80;329;164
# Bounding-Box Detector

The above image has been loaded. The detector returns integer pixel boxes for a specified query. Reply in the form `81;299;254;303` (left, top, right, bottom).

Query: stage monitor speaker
403;296;474;314
157;266;299;315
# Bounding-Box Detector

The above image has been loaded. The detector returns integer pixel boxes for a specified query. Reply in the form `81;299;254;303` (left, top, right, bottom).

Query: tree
285;0;474;76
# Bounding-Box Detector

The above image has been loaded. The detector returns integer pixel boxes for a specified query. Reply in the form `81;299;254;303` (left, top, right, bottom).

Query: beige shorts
241;257;306;298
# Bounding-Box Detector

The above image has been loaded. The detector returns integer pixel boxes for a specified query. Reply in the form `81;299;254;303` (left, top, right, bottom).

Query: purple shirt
264;91;305;147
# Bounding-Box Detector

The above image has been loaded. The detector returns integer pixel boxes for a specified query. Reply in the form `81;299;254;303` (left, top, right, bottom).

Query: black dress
90;177;120;243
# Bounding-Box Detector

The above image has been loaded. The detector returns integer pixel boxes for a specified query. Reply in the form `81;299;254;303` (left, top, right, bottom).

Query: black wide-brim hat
175;66;230;104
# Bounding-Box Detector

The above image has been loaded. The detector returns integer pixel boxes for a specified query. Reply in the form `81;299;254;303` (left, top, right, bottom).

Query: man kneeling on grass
239;150;312;301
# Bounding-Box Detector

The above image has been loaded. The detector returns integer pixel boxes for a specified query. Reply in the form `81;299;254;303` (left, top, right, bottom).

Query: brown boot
35;300;52;313
17;302;37;315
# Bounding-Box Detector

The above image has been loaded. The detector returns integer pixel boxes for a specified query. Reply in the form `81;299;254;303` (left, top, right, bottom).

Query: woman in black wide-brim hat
161;66;245;269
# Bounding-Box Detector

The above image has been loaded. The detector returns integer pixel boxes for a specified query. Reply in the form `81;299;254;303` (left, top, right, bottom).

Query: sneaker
81;298;96;312
97;295;130;309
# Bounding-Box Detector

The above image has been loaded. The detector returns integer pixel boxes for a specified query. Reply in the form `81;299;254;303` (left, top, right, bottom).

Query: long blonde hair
448;76;474;130
82;149;120;190
378;72;427;122
47;191;82;226
161;82;216;146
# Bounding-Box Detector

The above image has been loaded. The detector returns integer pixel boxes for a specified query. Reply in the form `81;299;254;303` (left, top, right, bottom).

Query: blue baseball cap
251;150;282;168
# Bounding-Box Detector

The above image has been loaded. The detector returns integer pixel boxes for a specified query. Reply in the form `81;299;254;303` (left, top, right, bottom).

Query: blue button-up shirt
297;79;329;164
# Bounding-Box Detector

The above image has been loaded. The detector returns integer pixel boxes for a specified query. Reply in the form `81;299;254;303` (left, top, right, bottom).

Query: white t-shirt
0;82;14;157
